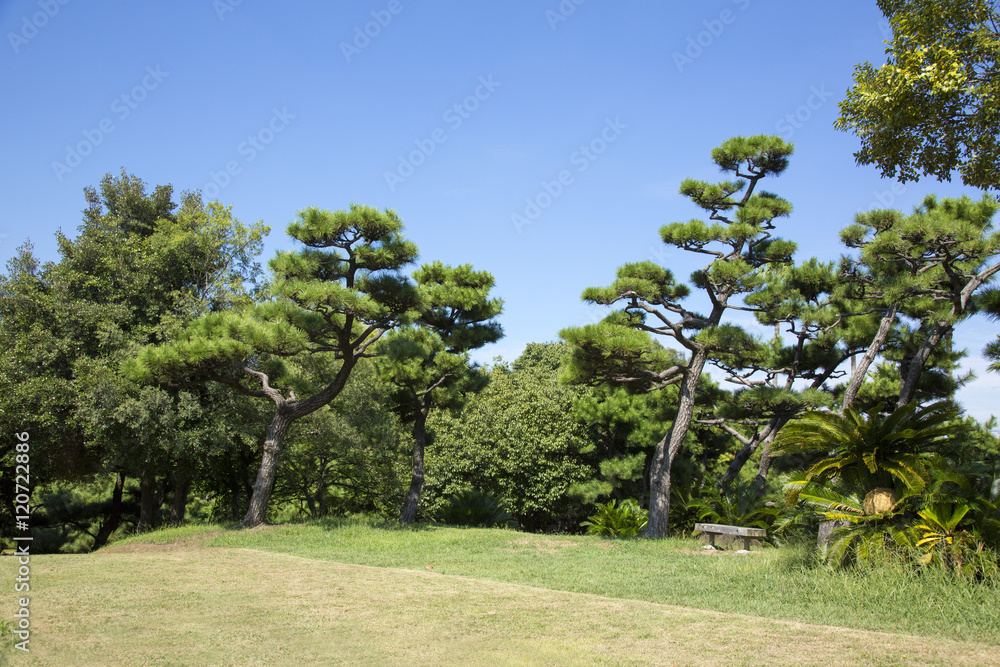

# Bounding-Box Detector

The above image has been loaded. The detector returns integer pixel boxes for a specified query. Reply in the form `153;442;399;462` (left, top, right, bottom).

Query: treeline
1;139;998;559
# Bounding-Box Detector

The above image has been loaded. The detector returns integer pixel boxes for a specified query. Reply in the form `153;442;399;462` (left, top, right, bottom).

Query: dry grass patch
498;538;581;554
1;547;998;666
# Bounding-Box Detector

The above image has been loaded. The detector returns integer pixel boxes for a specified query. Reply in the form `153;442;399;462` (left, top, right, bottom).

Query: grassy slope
1;521;998;666
204;520;1000;642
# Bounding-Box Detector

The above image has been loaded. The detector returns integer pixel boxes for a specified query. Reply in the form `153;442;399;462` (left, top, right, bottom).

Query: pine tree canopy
129;204;420;388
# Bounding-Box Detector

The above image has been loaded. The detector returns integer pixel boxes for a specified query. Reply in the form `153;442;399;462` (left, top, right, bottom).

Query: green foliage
836;0;1000;189
423;343;596;531
986;335;1000;372
559;318;684;389
690;479;780;532
130;202;425;527
1;170;269;547
436;489;518;529
272;361;409;519
580;498;648;538
836;194;1000;409
374;262;503;522
774;402;960;496
132;203;420;388
28;478;136;553
563;136;801;536
981;286;1000;373
778;403;1000;578
376;262;502;420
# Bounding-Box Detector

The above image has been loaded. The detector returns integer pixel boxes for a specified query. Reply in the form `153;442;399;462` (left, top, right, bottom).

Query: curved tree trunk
755;430;779;483
92;473;125;551
239;409;293;528
400;411;429;524
897;321;949;408
842;303;898;412
644;351;706;538
720;418;782;485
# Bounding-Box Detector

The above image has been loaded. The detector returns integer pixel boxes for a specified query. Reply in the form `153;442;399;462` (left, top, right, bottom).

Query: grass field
2;520;999;665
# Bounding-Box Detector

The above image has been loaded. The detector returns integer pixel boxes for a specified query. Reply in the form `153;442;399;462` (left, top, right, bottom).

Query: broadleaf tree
836;0;1000;189
375;262;503;524
1;171;268;548
130;204;420;527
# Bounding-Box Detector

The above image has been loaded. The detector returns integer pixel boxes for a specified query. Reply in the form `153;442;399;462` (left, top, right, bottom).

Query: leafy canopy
836;0;1000;189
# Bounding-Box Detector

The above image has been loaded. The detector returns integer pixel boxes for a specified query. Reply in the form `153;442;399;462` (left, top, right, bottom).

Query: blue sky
2;1;997;426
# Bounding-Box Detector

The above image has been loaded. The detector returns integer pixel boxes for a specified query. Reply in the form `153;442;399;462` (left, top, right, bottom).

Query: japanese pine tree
562;135;796;537
838;195;1000;409
375;262;503;524
710;258;855;484
982;287;1000;372
130;204;420;527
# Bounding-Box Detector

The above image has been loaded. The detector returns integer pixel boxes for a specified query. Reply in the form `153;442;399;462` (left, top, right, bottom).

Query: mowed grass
205;519;1000;642
0;520;997;666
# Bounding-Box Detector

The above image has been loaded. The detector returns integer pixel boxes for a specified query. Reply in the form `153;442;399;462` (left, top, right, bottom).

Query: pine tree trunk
644;431;673;537
400;412;429;524
138;467;156;530
644;351;706;538
756;431;777;483
842;303;898;412
239;409;293;528
897;322;948;408
92;473;125;551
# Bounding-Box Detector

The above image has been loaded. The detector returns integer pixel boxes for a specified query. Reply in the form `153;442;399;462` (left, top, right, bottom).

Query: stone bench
694;522;767;551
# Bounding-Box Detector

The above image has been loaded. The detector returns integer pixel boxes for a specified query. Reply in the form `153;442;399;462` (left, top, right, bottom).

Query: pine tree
562;135;797;537
375;262;503;524
709;258;856;484
130;204;420;527
838;195;1000;409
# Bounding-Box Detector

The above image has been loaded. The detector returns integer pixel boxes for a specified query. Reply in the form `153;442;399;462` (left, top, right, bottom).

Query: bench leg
742;536;751;551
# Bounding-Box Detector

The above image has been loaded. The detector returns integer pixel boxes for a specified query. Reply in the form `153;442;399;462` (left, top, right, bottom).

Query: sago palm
781;474;918;566
773;402;959;499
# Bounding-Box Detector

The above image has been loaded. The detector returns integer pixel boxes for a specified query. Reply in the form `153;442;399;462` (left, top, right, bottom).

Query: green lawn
2;520;998;666
204;519;1000;643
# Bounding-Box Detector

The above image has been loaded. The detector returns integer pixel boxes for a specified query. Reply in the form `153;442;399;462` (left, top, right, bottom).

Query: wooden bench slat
694;523;766;538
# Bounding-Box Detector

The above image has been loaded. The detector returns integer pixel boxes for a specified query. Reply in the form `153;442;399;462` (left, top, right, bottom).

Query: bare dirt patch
100;529;227;553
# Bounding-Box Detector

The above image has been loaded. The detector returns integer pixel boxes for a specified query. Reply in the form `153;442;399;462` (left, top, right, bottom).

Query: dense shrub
436;489;518;528
580;498;648;538
422;344;596;531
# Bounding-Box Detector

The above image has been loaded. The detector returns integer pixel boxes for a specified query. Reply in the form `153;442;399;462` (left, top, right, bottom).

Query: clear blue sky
2;1;996;425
